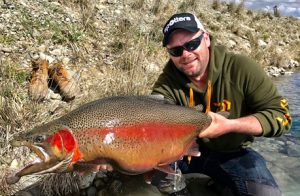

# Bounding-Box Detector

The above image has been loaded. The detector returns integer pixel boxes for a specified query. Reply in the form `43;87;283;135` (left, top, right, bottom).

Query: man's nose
181;48;191;57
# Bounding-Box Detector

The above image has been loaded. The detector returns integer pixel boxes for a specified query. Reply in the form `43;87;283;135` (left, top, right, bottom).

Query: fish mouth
11;140;50;163
7;141;73;184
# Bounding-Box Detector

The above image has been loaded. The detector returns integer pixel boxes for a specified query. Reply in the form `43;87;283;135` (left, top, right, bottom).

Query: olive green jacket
152;36;292;152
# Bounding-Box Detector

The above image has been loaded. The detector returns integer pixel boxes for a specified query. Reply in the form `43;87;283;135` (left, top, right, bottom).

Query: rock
1;47;13;53
143;63;160;74
285;71;293;75
17;180;42;196
228;40;236;48
81;189;87;196
39;53;55;63
107;0;117;4
87;186;97;196
61;57;71;65
48;99;62;114
278;41;285;46
289;59;299;68
94;179;105;189
1;3;16;9
15;191;33;196
279;67;286;75
49;92;61;100
0;95;5;107
49;48;62;56
109;180;123;194
258;39;267;48
79;173;97;189
9;159;19;169
38;45;47;53
30;52;40;60
287;147;300;157
97;189;108;196
96;171;108;179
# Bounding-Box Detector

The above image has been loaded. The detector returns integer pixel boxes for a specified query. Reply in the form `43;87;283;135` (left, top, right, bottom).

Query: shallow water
222;0;300;18
272;71;300;137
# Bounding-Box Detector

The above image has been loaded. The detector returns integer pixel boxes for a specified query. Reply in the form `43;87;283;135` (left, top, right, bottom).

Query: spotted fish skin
8;96;211;183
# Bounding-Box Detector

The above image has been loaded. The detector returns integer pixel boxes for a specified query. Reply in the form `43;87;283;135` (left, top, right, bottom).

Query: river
222;0;300;19
272;71;300;137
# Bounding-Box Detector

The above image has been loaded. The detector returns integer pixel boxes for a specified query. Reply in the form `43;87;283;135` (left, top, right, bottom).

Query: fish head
6;124;81;184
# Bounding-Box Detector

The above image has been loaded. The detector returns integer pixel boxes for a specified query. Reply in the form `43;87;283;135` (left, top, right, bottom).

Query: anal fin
185;141;201;157
155;165;176;175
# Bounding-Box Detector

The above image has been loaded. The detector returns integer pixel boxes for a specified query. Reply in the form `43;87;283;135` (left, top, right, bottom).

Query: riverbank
266;62;299;77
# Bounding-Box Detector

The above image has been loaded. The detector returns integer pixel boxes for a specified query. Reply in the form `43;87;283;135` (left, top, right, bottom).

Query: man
151;12;292;196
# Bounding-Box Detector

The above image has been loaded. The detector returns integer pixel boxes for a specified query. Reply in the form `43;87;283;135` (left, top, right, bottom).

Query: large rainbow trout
6;96;211;184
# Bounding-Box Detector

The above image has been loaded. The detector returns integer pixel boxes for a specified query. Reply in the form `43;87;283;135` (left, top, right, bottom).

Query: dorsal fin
143;94;174;104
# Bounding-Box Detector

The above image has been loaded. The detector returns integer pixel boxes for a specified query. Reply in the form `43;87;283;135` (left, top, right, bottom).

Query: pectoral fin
73;161;101;175
155;165;176;175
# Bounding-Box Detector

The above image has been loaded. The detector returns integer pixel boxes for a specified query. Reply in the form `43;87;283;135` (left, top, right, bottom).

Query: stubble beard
180;63;202;78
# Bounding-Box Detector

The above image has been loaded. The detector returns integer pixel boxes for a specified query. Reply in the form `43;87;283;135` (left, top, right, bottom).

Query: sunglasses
167;33;204;57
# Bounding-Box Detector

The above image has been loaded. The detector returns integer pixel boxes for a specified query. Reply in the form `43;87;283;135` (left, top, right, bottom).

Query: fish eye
35;135;46;143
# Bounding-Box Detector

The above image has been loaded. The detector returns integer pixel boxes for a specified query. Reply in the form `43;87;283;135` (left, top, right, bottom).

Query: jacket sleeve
237;56;292;137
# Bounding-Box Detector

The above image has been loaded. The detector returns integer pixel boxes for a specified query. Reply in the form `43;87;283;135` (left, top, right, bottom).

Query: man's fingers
97;164;113;171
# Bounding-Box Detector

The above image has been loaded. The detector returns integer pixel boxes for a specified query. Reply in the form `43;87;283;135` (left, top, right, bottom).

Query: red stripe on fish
81;122;198;141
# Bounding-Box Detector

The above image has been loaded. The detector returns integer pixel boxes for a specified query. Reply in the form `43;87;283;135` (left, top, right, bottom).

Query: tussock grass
212;0;221;11
39;173;81;196
0;34;15;45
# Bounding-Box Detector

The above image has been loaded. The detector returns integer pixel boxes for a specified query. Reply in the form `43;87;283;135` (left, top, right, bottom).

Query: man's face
166;30;210;79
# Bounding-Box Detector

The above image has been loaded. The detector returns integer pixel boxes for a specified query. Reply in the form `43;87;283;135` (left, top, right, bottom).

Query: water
272;71;300;137
255;72;300;195
223;0;300;19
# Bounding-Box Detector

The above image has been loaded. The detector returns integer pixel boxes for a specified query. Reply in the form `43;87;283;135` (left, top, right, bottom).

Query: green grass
0;34;15;44
0;62;29;89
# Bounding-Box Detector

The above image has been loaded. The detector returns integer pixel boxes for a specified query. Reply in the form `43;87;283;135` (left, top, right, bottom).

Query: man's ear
203;32;211;47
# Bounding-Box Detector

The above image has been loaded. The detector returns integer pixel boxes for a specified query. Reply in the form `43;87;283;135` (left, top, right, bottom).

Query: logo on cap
163;16;192;34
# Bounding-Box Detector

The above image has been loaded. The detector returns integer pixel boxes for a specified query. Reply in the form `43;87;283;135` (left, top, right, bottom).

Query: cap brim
162;27;199;47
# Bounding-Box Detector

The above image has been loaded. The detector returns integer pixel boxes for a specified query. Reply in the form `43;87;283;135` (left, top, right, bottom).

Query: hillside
0;0;300;195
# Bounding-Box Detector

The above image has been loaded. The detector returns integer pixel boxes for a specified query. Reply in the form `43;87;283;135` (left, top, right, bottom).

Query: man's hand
96;164;113;171
198;112;263;138
75;163;113;176
199;112;231;138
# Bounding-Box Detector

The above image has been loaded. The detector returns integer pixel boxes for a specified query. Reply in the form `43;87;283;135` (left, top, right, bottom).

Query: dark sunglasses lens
185;39;201;51
167;34;203;57
168;46;183;57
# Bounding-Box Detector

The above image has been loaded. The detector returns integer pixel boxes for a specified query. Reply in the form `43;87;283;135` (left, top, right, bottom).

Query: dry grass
0;1;167;194
212;0;221;11
0;60;52;195
39;173;81;196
